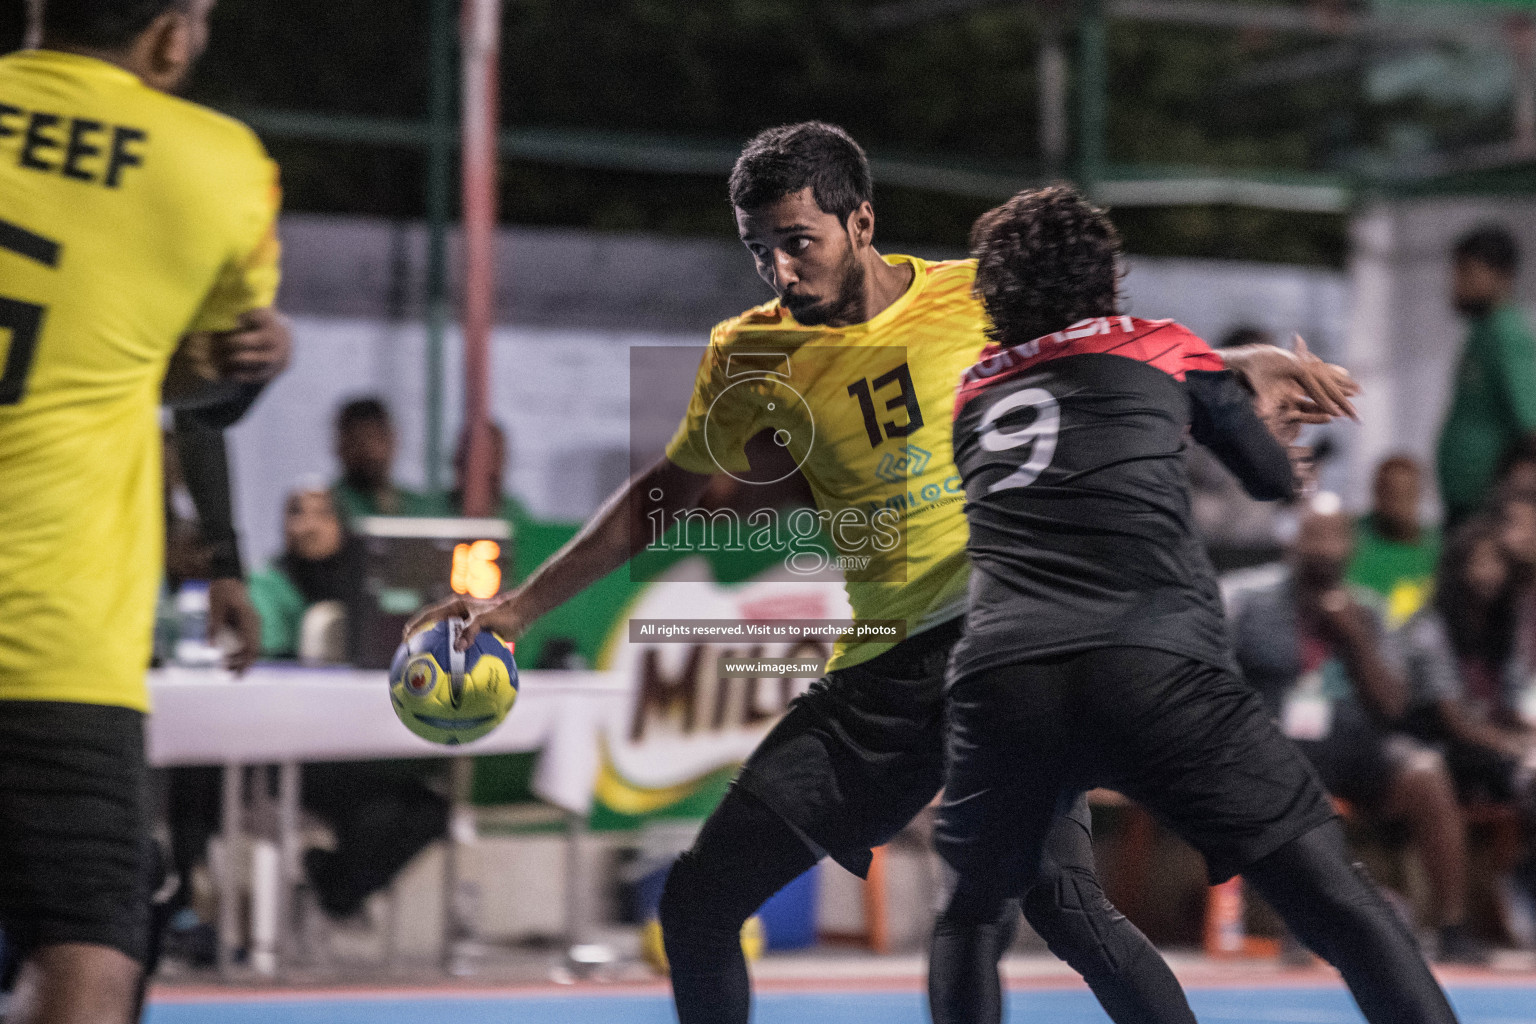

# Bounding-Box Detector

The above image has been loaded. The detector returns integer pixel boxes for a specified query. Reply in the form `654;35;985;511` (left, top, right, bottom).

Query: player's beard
783;243;866;327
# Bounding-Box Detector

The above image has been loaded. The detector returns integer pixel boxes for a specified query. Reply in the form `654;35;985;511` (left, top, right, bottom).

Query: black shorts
937;647;1336;891
0;701;151;964
735;618;960;877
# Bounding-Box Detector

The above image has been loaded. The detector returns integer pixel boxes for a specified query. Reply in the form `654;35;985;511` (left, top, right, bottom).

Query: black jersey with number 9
948;317;1295;684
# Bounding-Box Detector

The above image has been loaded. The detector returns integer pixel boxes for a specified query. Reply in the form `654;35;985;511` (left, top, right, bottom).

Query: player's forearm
1186;370;1296;501
173;413;243;579
498;457;708;629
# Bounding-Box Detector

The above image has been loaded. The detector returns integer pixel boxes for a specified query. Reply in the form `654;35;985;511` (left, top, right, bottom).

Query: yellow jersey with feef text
667;255;987;671
0;50;281;711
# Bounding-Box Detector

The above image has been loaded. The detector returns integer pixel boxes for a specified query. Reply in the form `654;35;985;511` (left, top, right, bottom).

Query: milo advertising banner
589;560;850;829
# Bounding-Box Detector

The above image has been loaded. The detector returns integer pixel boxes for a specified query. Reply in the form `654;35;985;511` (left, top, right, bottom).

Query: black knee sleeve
658;787;819;1024
1019;866;1197;1024
657;849;745;952
1022;866;1128;981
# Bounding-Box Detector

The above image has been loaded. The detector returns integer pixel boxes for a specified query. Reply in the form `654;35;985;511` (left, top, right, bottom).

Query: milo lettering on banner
589;559;850;830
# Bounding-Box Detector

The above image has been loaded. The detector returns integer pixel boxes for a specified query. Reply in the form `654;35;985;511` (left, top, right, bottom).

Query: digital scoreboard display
350;516;513;669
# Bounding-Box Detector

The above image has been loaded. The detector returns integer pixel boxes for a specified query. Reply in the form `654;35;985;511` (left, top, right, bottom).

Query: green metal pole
425;0;455;496
1076;0;1107;197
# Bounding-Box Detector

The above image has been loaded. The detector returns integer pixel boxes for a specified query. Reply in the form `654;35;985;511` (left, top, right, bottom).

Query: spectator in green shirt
1437;226;1536;527
331;396;442;522
1349;455;1441;627
247;482;361;658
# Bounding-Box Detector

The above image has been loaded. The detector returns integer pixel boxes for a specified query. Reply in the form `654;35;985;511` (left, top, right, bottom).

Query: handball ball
389;619;518;745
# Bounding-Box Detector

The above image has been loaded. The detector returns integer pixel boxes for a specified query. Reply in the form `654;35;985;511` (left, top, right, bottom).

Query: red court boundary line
148;968;1533;1004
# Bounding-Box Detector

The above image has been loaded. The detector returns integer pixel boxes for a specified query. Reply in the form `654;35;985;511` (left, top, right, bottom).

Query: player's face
736;188;869;327
285;490;343;562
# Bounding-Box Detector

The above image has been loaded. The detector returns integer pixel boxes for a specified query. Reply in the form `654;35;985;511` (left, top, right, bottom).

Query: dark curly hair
729;122;873;221
969;185;1123;347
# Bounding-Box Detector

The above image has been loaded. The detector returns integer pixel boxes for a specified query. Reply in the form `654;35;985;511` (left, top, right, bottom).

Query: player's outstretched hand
1286;336;1359;423
404;593;525;651
1223;336;1359;441
213;307;292;383
209;577;262;674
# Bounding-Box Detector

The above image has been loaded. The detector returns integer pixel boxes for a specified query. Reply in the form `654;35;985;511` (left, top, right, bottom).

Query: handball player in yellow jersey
409;123;1355;1024
0;2;286;1021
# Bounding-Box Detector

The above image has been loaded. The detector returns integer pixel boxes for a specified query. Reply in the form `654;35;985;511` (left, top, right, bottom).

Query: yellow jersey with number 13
667;255;985;672
0;50;281;711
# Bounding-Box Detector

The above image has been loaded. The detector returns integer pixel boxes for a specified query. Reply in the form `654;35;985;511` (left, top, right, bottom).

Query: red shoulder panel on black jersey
954;316;1224;419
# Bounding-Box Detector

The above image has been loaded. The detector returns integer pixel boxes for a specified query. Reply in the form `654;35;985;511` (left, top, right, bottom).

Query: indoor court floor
144;977;1536;1023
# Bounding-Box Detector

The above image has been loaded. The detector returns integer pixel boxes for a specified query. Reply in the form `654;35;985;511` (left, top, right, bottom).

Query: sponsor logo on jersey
875;443;931;484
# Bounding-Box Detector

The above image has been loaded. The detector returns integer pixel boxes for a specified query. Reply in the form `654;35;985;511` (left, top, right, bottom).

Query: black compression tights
661;785;1194;1024
1245;821;1459;1024
930;809;1195;1024
659;786;820;1024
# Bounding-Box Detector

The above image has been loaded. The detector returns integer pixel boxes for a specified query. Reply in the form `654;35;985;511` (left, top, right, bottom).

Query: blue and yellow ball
389;619;518;745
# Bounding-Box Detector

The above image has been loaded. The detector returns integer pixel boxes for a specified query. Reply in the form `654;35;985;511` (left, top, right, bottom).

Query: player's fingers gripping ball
389;618;518;745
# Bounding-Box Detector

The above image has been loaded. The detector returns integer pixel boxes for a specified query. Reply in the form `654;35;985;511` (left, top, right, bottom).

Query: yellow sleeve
664;334;768;475
187;129;283;332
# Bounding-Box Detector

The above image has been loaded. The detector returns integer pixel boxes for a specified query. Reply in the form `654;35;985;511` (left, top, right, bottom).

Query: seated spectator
443;421;576;595
1230;503;1483;962
446;422;530;518
331;396;442;521
247;483;362;660
1348;455;1440;627
1398;518;1536;815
